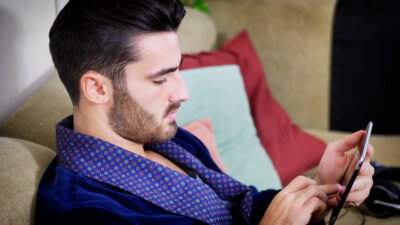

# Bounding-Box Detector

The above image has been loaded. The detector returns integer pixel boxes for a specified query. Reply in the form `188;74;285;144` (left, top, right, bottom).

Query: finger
328;130;365;154
327;195;339;208
344;188;371;207
284;176;316;193
360;161;375;177
319;184;343;196
304;197;327;222
364;144;375;162
345;177;373;206
349;176;373;193
296;184;340;205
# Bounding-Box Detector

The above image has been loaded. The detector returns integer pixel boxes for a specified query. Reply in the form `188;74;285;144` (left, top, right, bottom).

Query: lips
166;109;178;121
164;103;180;121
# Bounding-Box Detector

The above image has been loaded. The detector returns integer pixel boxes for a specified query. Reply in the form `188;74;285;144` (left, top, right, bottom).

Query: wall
0;0;57;131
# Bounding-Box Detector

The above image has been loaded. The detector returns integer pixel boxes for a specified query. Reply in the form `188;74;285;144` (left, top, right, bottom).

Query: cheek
131;84;169;115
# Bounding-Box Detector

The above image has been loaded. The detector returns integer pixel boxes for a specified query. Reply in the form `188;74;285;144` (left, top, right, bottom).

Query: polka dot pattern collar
56;116;253;224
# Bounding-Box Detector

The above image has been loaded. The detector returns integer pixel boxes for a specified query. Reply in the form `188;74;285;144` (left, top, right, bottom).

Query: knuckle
370;165;375;175
292;176;306;185
308;184;319;194
310;196;319;203
279;192;288;200
285;193;295;203
298;175;315;184
295;176;306;182
278;191;292;202
310;197;323;207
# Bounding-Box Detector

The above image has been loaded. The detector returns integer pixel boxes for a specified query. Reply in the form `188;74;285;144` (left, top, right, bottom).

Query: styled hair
49;0;185;105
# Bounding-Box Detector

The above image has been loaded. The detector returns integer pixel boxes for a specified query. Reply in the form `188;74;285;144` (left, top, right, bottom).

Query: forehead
130;32;181;71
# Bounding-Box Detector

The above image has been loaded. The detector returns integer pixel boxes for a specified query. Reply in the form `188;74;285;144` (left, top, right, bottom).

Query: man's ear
80;71;113;104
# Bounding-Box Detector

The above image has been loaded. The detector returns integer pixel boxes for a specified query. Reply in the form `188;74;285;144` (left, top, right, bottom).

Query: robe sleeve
249;187;280;224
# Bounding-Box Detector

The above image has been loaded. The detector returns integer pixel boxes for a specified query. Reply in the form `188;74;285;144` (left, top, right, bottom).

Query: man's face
109;32;190;144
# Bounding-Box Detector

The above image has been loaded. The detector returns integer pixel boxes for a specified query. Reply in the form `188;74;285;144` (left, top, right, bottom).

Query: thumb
328;130;365;154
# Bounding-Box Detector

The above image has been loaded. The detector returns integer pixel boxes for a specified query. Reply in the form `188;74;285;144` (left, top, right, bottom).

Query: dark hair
49;0;185;105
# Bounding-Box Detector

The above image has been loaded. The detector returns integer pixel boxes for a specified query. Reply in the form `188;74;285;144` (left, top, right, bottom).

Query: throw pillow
182;119;227;173
177;65;282;190
180;30;327;186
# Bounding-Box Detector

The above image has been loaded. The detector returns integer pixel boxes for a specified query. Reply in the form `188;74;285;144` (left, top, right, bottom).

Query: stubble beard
109;84;179;144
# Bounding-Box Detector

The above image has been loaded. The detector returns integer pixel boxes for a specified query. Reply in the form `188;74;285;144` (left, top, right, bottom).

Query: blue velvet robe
35;126;278;225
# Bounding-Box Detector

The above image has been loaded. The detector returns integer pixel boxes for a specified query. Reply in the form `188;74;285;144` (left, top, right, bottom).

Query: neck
73;107;146;157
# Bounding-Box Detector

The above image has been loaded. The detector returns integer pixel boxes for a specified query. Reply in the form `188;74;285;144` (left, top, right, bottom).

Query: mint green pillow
177;65;282;190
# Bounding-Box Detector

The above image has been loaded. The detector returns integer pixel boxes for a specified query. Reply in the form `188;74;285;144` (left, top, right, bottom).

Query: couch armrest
0;137;55;225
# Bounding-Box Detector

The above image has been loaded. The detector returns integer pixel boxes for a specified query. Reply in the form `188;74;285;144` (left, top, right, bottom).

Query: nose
169;71;190;103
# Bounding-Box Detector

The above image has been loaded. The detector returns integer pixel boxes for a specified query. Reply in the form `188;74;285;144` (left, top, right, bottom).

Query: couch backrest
2;0;338;145
205;0;337;129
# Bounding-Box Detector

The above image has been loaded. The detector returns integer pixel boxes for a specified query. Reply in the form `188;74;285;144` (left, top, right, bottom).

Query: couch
1;1;400;224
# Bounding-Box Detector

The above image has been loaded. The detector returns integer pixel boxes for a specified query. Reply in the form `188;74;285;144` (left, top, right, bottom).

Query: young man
35;0;375;224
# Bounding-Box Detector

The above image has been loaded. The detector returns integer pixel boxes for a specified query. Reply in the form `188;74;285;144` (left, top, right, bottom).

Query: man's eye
153;78;167;84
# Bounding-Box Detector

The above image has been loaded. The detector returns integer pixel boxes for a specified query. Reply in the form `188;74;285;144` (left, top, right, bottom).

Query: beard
108;84;179;144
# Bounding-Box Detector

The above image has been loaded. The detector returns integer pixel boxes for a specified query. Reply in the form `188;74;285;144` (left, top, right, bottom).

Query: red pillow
180;30;326;186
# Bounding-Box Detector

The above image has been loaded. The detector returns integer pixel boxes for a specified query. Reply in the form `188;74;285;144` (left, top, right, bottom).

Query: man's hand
259;176;341;225
315;131;375;207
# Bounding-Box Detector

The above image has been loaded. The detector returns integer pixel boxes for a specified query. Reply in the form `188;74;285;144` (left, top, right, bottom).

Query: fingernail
339;186;345;195
335;184;343;194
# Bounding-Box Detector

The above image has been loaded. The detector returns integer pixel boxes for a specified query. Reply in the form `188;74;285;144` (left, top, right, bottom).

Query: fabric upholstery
177;7;217;54
0;137;56;225
2;74;71;151
204;0;337;130
181;31;326;185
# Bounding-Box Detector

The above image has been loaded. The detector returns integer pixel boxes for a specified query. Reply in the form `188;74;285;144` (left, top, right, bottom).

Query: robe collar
56;116;252;224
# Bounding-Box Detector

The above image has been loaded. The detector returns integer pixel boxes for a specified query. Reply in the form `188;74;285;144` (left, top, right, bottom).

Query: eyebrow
147;57;183;78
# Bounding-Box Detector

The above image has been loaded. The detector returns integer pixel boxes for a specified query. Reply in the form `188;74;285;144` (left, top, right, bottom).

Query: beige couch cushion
178;7;217;53
0;137;56;225
2;74;72;151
